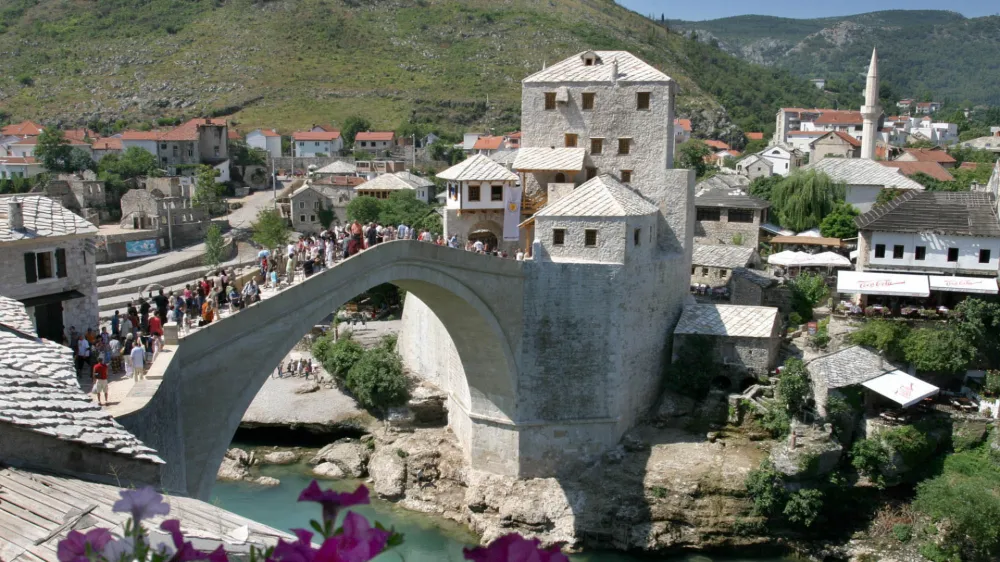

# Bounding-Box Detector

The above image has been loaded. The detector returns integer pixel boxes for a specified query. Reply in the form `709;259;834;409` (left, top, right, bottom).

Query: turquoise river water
210;463;790;562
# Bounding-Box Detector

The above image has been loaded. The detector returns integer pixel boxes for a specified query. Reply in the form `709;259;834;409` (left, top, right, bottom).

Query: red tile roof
257;129;281;138
880;161;954;182
91;137;123;151
311;124;337;133
158;118;226;142
292;131;341;141
355;131;394;142
314;175;367;187
814;110;863;125
121;130;163;141
745;132;764;140
959;162;981;170
702;139;730;150
779;108;823;113
902;147;956;164
1;121;43;137
827;131;862;148
788;130;824;136
10;136;88;146
0;156;39;165
473;136;504;150
505;131;522;139
228;129;240;140
675;118;692;132
63;129;97;142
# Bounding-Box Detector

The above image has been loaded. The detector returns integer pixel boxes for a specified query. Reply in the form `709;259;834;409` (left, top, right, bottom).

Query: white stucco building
806;158;925;213
247;129;282;158
293;131;343;157
0;157;44;179
438;154;519;247
757;145;801;177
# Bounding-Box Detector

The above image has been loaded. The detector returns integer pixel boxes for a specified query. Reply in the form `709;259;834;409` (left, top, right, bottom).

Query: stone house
119;177;210;248
690;244;757;287
694;187;770;248
673;304;782;387
758;145;802;177
313;160;358;179
0;196;99;342
810;131;861;162
355;160;406;178
735;154;773;180
90;137;123;161
894;147;957;169
355;171;432;201
289;183;354;234
807;345;901;417
728;267;793;313
438;154;519;248
354;132;395;154
29;173;107;224
153;118;229;177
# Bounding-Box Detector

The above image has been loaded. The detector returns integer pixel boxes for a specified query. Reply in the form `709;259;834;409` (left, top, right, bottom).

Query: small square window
632;228;641;246
552;229;566;246
491;185;503;201
591;138;603;154
585;229;598;247
618;138;630;155
636;92;650;110
696;208;721;221
980;249;991;263
874;244;886;259
702;267;709;276
947;247;959;262
468;185;481;201
915;246;926;260
310;214;316;222
691;267;696;275
728;209;754;223
893;245;904;259
586;167;598;180
718;268;728;278
544;92;556;110
621;170;632;183
299;215;306;222
581;93;595;110
564;133;578;148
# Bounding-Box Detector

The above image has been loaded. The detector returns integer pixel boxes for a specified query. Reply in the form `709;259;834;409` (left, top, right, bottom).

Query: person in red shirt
148;314;163;336
92;358;109;406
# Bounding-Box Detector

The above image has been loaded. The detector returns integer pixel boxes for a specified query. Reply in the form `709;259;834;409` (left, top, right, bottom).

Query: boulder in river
369;447;407;499
218;457;251;481
254;476;281;487
309;440;370;477
313;462;347;479
262;451;299;465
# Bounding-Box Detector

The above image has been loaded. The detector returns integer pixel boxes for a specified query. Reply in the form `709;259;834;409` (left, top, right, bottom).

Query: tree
749;175;782;202
770;170;844;231
954;298;1000;369
743;138;768;155
346;196;382;224
849;319;911;361
875;188;904;207
788;272;828;320
35;129;92;173
191;165;224;211
229;140;266;184
342;116;372;146
902;326;975;375
313;332;365;380
777;358;810;417
819;203;859;238
202;223;226;269
251;208;290;250
345;347;409;412
99;146;161;179
378;190;434;229
676;140;713;179
317;203;336;229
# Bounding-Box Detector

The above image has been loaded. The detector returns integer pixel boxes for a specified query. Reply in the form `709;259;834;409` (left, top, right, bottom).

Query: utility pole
270;155;276;209
412;134;416;168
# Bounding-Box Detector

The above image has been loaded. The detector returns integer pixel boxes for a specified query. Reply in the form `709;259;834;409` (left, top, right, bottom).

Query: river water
210;463;789;562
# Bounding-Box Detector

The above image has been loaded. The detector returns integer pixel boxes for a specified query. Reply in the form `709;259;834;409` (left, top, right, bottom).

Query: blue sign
125;239;158;258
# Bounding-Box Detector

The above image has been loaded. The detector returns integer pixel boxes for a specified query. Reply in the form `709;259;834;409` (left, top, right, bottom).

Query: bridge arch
128;242;524;498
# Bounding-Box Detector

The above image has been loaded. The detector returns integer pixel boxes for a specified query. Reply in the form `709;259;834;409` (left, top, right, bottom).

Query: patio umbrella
768;250;810;267
806;251;851;268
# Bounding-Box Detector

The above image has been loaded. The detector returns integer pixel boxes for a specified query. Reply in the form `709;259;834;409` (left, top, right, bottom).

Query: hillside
0;0;838;139
667;10;1000;106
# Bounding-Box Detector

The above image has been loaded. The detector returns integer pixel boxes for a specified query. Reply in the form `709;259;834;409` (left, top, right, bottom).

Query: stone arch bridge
120;241;527;498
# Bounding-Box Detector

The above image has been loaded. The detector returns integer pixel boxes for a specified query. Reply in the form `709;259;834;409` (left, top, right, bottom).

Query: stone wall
690;264;732;287
693;208;761;247
443;209;516;253
676;333;779;383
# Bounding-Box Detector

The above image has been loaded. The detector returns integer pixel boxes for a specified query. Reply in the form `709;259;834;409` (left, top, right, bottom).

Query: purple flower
314;512;390;562
463;534;569;562
297;481;370;523
112;486;171;523
57;528;113;562
270;529;316;562
161;519;228;562
101;537;136;562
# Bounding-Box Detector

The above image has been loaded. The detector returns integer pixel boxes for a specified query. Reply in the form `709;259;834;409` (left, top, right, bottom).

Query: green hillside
668;10;1000;106
0;0;839;139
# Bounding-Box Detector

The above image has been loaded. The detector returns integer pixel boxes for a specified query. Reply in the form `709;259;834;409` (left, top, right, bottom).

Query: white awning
927;275;999;295
837;271;930;297
862;371;940;408
806;251;852;268
768;250;811;267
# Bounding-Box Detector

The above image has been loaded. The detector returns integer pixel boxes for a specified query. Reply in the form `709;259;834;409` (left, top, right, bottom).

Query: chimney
8;197;24;230
610;58;619;84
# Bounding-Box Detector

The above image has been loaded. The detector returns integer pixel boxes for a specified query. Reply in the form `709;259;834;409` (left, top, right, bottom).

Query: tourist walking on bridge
129;338;146;381
92;357;109;406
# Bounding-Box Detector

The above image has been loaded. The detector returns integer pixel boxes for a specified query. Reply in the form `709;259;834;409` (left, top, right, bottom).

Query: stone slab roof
535;174;658;218
805;158;926;191
855;190;1000;237
731;267;779;288
807;345;901;389
695;187;770;209
0;195;98;242
354;173;418;192
314;161;357;175
489;149;519;166
524;51;672;84
437;154;518;182
674;304;779;338
394;171;435;188
513;147;586;172
692;245;756;269
0;297;162;463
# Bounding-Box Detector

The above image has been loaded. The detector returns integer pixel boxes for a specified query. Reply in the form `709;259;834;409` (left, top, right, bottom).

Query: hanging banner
125;239;159;258
503;183;523;241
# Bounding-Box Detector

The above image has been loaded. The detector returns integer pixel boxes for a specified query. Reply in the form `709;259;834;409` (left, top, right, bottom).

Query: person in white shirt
75;336;91;377
473;240;485;253
516;250;525;261
130;341;147;381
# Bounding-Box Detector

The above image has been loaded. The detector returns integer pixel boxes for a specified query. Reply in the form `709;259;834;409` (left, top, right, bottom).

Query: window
299;215;306;223
874;244;886;259
581;93;595;110
915;246;926;260
314;142;320;147
299;142;304;147
160;143;167;150
591;138;603;154
299;202;305;209
585;229;599;247
23;249;66;283
633;228;641;246
702;267;709;276
552;229;566;246
172;145;178;156
187;147;193;157
310;214;316;222
554;173;566;183
586;167;598;180
636;92;650;110
718;269;728;278
620;170;632;183
947;247;959;262
696;208;721;221
564;133;578;148
491;185;503;201
691;267;696;275
214;146;220;157
161;157;168;165
544;92;556;110
314;201;321;210
468;185;481;201
360;142;367;147
618;138;630;155
728;209;754;223
980;249;992;263
893;245;904;259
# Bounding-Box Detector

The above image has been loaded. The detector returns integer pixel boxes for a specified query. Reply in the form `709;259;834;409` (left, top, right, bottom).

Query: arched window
554;173;566;183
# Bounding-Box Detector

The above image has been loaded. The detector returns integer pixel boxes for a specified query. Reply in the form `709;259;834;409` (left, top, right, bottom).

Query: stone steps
96;255;161;276
98;264;213;300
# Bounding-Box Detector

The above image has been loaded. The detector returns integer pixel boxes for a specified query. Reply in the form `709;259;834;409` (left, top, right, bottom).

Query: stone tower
860;47;879;160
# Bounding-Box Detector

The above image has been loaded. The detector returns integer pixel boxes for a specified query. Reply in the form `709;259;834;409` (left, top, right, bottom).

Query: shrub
317;335;365;380
881;425;935;467
893;523;913;543
789;272;829;320
379;333;398;351
17;73;33;86
783;488;823;528
789;312;803;326
745;460;786;517
650;486;667;499
848;319;911;361
757;406;791;438
983;370;1000;397
345;347;409;412
851;438;890;487
777;358;810;416
902;326;975;375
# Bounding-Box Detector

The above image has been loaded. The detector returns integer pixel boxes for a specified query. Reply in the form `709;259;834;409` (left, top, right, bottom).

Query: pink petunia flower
57;528;113;562
269;529;316;562
313;512;390;562
463;534;569;562
161;519;228;562
297;481;370;523
112;486;171;523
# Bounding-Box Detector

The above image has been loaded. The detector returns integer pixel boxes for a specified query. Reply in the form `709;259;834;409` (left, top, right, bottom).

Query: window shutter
56;248;68;278
24;252;37;283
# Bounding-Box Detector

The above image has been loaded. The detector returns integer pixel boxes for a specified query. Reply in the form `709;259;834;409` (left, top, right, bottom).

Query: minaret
860;47;880;160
